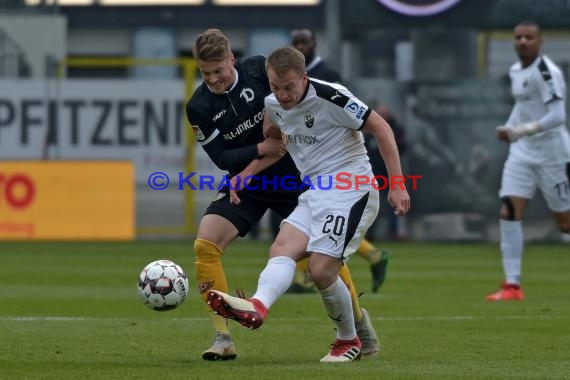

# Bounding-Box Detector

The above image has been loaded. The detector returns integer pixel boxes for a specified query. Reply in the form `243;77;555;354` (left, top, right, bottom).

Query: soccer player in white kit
207;46;410;362
487;20;570;301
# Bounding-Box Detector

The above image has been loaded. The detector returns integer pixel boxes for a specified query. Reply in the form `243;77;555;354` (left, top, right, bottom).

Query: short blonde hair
266;47;305;77
193;29;231;61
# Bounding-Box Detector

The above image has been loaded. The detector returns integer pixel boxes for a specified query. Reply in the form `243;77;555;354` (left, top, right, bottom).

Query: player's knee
269;228;306;261
308;264;337;289
269;237;287;257
500;197;516;221
194;239;222;263
308;267;326;286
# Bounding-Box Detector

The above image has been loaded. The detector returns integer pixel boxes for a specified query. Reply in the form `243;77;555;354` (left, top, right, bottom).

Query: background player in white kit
488;20;570;301
207;46;410;362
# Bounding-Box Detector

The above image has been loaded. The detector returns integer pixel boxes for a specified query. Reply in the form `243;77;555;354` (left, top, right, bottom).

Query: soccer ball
137;260;189;311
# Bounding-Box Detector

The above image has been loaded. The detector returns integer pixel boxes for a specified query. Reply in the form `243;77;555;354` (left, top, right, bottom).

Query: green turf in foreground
0;241;569;379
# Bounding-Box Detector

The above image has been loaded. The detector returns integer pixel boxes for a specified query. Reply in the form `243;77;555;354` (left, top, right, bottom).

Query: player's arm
229;113;287;204
263;110;282;139
228;139;287;205
255;111;289;173
236;150;285;179
202;135;261;171
497;99;565;142
187;105;279;172
496;105;519;142
363;111;410;216
497;64;566;143
250;111;289;174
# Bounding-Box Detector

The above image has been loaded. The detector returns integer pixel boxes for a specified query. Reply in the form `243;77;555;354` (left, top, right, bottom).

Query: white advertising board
0;79;187;182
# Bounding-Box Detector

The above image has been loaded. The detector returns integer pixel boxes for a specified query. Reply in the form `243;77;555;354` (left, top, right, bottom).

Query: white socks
252;256;296;309
319;276;356;340
500;220;523;284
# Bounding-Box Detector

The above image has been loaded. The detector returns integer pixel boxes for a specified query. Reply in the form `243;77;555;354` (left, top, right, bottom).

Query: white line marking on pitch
0;315;556;322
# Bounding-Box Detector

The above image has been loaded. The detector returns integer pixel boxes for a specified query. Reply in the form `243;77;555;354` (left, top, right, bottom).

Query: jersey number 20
322;214;346;236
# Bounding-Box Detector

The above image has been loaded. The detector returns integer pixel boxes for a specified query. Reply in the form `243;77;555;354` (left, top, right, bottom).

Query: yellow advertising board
0;161;134;240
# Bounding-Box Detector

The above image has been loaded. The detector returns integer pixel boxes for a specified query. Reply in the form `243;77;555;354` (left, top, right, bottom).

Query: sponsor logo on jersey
286;133;319;145
356;106;366;119
223;110;264;140
240;88;255;103
212;109;227;122
192;126;205;141
326;89;349;107
212;192;226;201
275;111;283;120
328;235;339;246
304;111;315;128
346;102;359;113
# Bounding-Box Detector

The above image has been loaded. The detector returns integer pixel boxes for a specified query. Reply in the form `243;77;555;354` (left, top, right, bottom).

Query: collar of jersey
516;54;542;71
527;55;542;69
298;79;311;105
206;68;239;94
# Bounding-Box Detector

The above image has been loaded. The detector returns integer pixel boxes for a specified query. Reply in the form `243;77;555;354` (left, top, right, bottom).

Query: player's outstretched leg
207;290;268;330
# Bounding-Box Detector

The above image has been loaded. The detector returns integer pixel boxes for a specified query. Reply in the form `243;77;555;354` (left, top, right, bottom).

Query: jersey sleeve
536;58;565;104
325;85;371;131
185;99;215;144
196;132;260;174
186;99;260;173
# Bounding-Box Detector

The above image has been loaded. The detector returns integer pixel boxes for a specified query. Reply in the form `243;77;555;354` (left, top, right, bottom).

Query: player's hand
258;137;287;157
496;125;518;142
496;122;539;143
229;172;254;205
229;188;240;205
229;175;241;205
387;189;411;216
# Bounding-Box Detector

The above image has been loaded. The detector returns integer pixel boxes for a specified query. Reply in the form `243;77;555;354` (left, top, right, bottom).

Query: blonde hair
266;47;305;77
193;29;231;61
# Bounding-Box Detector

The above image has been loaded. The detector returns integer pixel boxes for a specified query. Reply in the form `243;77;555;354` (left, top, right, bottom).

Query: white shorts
499;158;570;212
283;186;379;261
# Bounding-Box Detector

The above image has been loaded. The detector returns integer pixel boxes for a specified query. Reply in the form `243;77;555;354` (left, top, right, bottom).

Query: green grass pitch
1;240;569;379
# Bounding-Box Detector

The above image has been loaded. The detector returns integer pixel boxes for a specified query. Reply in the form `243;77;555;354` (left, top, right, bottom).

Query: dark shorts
204;187;305;237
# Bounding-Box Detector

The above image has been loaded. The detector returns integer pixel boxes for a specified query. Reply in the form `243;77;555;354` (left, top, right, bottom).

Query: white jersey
507;55;570;164
265;78;373;183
